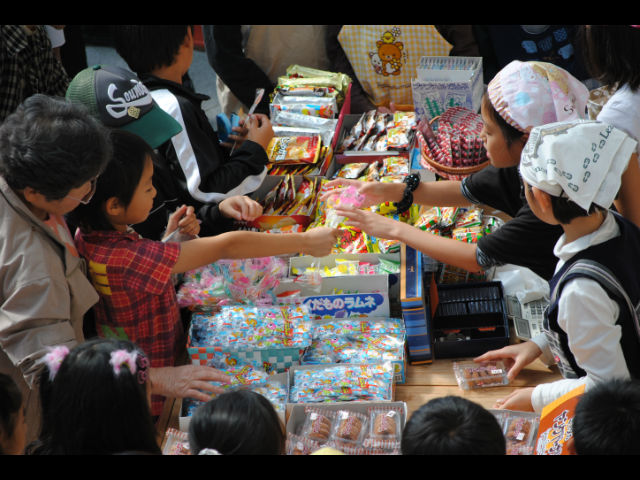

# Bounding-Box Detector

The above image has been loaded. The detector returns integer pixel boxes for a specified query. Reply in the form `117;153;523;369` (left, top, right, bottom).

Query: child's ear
104;197;125;217
531;186;553;213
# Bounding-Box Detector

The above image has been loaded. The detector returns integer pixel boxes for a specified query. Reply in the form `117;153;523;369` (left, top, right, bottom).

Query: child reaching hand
325;61;589;281
68;129;340;417
475;120;640;413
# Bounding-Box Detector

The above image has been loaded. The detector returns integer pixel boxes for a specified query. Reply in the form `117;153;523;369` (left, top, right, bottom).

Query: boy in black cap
111;26;274;237
66;64;264;241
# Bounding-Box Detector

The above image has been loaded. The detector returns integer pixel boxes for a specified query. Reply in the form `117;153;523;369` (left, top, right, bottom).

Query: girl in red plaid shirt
69;130;340;416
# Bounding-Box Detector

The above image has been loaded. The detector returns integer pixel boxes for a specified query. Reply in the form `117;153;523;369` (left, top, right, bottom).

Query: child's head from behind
42;338;159;455
70;129;157;233
519;120;637;225
188;389;285;455
572;378;640;455
481;60;589;168
112;25;193;76
0;374;26;455
401;396;506;455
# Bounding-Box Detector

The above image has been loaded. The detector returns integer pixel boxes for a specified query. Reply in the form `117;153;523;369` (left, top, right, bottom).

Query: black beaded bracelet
393;174;421;214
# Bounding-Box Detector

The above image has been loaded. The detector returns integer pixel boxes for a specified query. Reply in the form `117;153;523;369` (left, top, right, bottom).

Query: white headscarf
520;120;638;211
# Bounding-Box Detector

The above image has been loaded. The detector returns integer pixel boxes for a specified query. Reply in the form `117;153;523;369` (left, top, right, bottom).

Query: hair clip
42;345;70;381
135;352;149;385
109;349;138;377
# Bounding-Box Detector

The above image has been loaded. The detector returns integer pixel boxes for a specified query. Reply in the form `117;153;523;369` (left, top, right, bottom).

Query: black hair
578;25;640;92
401;396;506;455
38;338;160;455
0;94;112;201
573;378;640;455
549;195;605;224
0;374;22;455
525;182;605;224
68;129;154;233
112;25;192;75
481;92;525;147
188;389;285;455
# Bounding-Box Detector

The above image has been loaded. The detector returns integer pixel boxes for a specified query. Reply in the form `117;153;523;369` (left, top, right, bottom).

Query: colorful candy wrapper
325;186;365;228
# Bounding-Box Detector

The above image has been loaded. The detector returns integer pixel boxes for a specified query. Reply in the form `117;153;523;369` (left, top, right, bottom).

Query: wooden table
156;355;561;447
396;357;560;413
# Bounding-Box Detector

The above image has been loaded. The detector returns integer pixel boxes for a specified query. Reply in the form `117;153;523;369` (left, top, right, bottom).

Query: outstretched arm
172;227;341;274
336;206;481;272
322;178;469;209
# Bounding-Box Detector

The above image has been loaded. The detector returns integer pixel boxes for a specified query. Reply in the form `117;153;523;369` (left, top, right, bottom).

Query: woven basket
417;116;489;179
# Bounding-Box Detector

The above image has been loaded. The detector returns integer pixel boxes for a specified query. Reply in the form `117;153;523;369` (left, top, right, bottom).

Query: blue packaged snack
217;113;240;143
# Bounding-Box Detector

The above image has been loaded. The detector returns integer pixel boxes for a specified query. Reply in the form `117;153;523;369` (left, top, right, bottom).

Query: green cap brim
120;102;182;149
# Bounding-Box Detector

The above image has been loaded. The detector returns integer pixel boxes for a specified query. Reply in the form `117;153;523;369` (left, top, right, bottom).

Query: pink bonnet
487;60;589;133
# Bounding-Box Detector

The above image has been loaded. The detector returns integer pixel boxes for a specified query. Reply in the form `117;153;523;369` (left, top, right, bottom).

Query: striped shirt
0;25;69;122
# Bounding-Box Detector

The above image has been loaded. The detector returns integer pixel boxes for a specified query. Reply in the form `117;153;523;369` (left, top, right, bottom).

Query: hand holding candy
320;179;401;210
324;185;366;228
164;204;200;241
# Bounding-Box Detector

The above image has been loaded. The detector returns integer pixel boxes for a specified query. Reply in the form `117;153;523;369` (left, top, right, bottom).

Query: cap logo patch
127;106;141;119
105;79;152;120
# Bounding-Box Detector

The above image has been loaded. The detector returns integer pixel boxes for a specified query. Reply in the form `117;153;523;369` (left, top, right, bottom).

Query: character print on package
370;27;405;77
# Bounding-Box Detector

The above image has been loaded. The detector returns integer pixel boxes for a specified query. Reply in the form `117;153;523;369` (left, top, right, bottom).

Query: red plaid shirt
75;229;181;416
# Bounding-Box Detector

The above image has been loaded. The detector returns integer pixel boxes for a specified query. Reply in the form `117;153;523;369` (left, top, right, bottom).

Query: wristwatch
393;174;421;215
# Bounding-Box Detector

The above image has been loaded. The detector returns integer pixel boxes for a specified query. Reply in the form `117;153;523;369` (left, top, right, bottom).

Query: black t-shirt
462;165;564;281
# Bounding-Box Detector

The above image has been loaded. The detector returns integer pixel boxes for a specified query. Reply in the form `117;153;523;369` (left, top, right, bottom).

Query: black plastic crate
431;281;510;358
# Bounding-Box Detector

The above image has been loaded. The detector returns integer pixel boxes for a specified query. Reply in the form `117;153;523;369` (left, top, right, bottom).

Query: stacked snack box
267;65;352;178
411;56;483;122
400;244;434;365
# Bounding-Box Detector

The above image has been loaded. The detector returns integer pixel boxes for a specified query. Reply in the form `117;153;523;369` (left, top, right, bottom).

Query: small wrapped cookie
301;407;335;444
330;410;368;446
286;432;321;455
368;406;402;439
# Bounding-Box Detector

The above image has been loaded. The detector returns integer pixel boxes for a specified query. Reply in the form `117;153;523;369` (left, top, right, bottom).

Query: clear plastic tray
453;360;509;390
490;409;540;455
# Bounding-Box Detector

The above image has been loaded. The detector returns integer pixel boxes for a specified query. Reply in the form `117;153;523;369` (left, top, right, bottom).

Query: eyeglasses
66;176;98;205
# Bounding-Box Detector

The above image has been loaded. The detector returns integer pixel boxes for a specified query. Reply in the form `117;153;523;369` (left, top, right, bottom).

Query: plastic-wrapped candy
290;363;394;403
324;185;365;229
190;305;314;350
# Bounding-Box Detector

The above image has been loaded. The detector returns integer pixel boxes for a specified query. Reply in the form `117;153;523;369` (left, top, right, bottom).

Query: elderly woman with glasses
0;94;110;445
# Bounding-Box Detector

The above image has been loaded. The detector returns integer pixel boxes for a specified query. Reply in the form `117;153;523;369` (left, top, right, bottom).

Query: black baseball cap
66;64;182;148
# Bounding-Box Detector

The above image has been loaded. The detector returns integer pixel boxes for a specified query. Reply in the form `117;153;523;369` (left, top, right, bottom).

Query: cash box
431;281;509;358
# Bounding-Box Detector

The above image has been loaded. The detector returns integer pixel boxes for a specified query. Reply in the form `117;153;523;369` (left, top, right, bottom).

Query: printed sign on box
303;292;387;318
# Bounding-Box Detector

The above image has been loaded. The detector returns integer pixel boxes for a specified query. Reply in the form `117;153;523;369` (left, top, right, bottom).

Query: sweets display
176;256;290;308
267;65;350;177
290;363;394;403
339;110;416;153
190;305;314;350
453;360;509;390
286;404;403;455
413;205;503;283
301;318;405;366
182;365;288;419
491;409;541;455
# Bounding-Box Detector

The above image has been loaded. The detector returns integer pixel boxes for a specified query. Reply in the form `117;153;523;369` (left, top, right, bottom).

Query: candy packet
324;185;365;228
267;135;323;164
